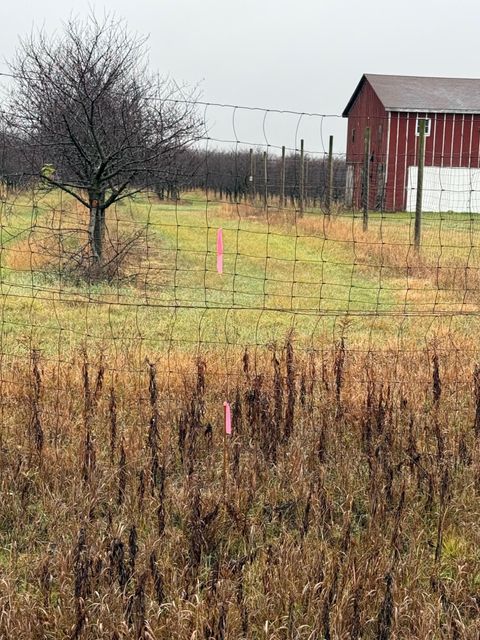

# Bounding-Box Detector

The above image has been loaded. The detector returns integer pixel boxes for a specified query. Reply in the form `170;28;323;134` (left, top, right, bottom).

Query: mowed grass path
0;191;479;360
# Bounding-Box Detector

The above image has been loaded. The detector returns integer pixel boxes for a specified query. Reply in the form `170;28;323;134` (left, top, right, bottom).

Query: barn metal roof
343;74;480;116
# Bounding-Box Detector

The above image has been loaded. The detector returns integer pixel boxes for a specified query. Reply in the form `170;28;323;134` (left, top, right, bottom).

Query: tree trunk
89;193;105;265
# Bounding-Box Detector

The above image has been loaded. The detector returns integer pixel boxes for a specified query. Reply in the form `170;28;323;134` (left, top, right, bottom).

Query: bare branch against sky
1;0;479;152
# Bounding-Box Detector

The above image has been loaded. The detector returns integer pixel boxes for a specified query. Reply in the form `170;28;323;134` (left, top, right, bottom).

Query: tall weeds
0;342;479;638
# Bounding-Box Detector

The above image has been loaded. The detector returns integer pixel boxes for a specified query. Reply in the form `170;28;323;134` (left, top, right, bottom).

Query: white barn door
406;166;480;213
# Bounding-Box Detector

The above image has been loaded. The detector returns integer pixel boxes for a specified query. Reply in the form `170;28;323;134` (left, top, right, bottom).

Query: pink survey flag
224;401;232;435
216;228;223;274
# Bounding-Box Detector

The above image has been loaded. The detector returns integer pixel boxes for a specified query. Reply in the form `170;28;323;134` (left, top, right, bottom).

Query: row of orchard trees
186;148;346;211
2;133;347;213
140;146;347;210
0;129;30;191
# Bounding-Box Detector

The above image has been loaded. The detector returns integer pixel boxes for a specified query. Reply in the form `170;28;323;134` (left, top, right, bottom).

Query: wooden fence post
263;151;268;211
326;135;334;215
363;127;371;231
280;145;286;208
248;148;254;202
299;139;305;216
305;158;310;209
415;118;426;251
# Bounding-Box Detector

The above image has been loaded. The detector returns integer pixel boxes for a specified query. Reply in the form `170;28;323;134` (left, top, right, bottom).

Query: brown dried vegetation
0;340;479;638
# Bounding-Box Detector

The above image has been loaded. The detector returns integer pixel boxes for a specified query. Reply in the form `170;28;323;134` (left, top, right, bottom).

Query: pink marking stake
216;228;223;274
224;401;232;435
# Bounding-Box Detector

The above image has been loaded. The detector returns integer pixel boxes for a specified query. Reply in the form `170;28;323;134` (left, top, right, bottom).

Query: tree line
171;148;346;208
1;138;346;209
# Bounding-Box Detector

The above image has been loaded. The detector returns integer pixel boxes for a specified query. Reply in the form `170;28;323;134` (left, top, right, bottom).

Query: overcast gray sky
1;0;479;155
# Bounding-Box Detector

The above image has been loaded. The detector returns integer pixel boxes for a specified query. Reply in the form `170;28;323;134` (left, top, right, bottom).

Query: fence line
1;97;480;367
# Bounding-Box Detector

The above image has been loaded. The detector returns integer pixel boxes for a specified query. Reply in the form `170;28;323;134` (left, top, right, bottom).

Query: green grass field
1;190;480;361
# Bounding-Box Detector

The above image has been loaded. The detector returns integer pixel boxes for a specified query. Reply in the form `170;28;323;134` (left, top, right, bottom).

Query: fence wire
1;77;480;637
1;98;480;369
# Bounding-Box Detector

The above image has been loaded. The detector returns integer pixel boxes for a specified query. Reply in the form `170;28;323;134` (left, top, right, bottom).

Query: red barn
343;74;480;211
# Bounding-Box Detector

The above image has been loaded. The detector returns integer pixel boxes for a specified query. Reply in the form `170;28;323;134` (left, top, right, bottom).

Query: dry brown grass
5;197;145;282
4;197;87;271
0;340;479;638
300;213;480;305
212;200;480;318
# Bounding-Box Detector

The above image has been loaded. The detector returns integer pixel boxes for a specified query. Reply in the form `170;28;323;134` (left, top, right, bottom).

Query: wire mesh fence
1;74;480;636
2;95;480;365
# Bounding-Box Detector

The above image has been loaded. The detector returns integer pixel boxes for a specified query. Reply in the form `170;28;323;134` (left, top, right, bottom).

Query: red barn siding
462;115;473;166
470;116;480;167
345;79;388;209
384;113;480;210
432;114;444;166
385;113;399;211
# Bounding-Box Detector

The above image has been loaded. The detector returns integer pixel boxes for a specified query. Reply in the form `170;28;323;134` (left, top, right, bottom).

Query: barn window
352;129;356;144
377;124;383;142
416;118;431;137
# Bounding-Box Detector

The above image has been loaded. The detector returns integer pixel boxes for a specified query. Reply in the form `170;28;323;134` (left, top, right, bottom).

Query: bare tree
6;14;201;274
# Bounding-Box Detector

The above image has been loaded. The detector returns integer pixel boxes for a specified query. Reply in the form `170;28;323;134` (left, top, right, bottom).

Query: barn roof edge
342;74;368;117
344;74;480;116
